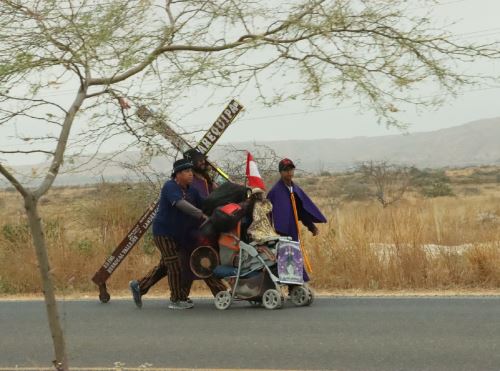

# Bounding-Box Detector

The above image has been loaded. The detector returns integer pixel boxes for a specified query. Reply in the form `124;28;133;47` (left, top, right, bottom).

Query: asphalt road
1;297;500;370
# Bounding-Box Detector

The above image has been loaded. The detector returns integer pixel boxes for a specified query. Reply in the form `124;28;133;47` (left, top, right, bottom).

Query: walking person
183;148;215;199
267;158;327;280
129;159;225;309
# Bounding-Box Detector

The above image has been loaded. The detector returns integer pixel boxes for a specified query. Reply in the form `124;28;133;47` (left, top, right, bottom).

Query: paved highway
1;297;499;370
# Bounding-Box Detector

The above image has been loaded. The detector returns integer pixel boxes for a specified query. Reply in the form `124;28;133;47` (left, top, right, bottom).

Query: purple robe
190;173;213;199
267;180;326;282
267;179;327;241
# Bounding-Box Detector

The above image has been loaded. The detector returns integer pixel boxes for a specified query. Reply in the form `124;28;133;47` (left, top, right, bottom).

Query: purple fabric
267;180;326;282
191;177;209;199
191;175;212;199
267;179;326;241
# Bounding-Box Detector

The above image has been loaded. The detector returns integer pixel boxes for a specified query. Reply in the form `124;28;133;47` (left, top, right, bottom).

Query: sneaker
168;300;194;310
129;280;142;308
186;298;193;304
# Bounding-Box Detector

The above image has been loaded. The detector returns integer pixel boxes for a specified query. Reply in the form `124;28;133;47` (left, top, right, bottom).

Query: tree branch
34;81;88;198
0;162;29;197
0;149;55;155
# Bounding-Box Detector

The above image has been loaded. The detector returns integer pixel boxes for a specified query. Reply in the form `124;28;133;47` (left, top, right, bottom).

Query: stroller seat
216;226;277;277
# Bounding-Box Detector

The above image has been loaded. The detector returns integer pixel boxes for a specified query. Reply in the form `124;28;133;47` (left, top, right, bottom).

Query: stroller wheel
214;291;232;310
248;300;262;308
306;286;315;306
290;286;310;307
262;289;284;310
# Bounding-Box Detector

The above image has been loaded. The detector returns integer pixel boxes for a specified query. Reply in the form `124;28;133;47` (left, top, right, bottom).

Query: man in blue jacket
129;159;225;309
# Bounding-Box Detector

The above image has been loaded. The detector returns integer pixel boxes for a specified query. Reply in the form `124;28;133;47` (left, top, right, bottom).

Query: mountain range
2;117;499;187
228;117;500;172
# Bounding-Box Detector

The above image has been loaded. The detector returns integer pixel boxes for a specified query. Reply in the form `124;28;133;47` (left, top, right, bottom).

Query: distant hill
2;117;499;187
223;117;500;172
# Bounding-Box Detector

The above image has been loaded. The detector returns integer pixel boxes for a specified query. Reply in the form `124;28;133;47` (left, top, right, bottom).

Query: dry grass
306;194;500;291
0;175;499;296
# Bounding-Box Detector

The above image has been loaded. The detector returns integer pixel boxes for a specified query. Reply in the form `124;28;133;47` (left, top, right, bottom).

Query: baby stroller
208;205;314;310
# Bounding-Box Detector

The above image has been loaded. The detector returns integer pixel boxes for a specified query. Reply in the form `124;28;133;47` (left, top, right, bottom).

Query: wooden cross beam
91;99;244;303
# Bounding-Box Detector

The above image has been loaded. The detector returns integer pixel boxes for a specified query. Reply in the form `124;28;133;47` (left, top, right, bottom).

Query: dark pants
138;235;226;301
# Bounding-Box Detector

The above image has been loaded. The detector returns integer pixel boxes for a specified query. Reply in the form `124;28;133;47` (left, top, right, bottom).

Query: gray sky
2;0;500;166
210;0;500;143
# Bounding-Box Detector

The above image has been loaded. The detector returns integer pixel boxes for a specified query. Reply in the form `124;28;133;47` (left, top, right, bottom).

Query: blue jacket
152;179;203;247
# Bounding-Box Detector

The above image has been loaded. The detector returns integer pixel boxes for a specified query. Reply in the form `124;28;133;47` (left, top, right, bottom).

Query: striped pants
138;235;226;302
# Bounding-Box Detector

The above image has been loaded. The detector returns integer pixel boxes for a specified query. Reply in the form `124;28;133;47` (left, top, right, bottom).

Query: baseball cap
278;158;295;172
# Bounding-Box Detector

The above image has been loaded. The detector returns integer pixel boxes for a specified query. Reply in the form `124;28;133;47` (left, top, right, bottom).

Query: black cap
172;158;193;177
183;148;206;162
278;158;295;172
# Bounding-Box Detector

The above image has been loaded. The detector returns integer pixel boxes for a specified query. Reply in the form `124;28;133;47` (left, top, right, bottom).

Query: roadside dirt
2;288;499;301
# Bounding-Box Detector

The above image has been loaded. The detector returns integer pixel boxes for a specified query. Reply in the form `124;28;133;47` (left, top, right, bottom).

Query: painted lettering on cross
196;99;243;155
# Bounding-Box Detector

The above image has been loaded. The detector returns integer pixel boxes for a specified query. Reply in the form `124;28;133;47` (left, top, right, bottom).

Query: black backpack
202;182;249;215
210;203;246;233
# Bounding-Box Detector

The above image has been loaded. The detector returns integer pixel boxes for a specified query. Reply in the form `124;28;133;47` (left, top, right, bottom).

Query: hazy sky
210;0;500;143
1;0;500;166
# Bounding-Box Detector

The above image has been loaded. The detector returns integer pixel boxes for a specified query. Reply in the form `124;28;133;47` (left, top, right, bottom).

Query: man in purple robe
183;148;215;199
268;158;327;239
267;158;327;281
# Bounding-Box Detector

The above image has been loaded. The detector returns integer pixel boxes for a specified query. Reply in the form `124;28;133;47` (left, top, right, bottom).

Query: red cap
278;158;295;172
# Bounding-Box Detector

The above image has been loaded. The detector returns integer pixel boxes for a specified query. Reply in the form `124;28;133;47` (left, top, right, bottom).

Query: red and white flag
246;152;266;190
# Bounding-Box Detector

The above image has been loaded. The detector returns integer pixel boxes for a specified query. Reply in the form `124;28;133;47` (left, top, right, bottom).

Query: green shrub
70;239;94;255
410;168;450;188
462;187;481;196
44;219;62;240
421;182;454;197
342;180;372;201
141;231;157;255
1;223;30;244
0;277;15;294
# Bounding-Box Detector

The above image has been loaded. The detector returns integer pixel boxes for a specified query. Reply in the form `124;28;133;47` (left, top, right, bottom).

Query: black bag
202;182;249;215
210;203;246;233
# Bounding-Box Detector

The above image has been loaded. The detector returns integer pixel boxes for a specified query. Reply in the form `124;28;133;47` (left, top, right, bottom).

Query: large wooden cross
91;99;244;303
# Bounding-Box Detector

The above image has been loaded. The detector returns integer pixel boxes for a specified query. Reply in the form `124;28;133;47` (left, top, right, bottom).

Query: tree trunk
24;193;68;371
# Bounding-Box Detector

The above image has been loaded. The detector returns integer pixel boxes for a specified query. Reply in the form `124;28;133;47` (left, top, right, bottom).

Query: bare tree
358;161;412;207
216;143;281;185
1;1;499;369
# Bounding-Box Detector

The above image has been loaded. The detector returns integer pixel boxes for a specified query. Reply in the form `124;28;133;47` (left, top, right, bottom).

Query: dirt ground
2;288;500;301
